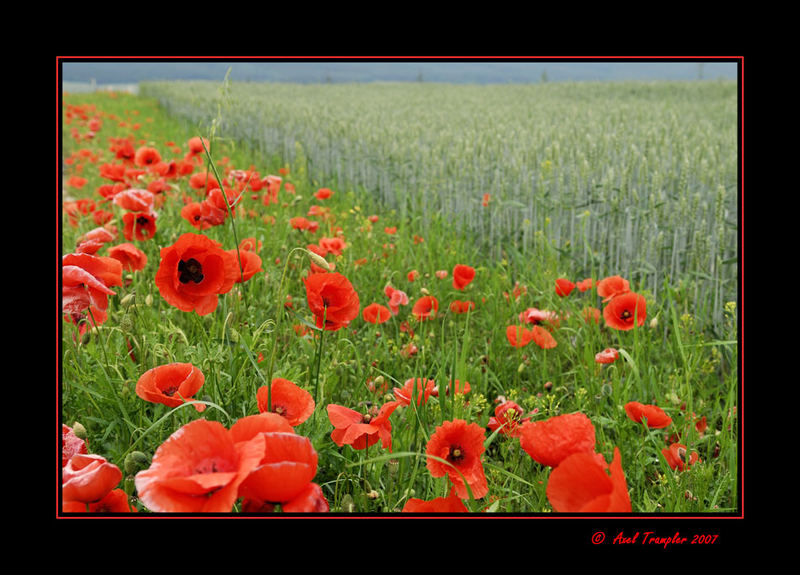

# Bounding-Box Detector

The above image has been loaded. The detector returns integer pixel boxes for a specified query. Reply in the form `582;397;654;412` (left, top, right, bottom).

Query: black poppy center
162;385;179;397
448;445;464;463
621;309;632;319
136;215;150;227
178;258;204;284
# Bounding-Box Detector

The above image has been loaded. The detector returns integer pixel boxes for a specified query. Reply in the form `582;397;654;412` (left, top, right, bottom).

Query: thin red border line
57;56;743;519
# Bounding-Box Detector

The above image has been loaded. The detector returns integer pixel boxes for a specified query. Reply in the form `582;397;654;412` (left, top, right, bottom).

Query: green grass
60;86;739;514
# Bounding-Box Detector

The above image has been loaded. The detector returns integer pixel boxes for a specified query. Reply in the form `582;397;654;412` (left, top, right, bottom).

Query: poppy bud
124;451;149;475
120;292;136;309
145;294;153;306
123;475;137;496
71;421;87;440
517;362;526;373
649;317;659;329
388;459;399;477
305;249;331;271
420;287;430;295
228;326;240;343
341;494;355;513
366;489;380;500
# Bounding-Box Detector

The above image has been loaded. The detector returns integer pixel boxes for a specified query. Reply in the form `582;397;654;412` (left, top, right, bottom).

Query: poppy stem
266;247;307;412
312;308;327;427
199;137;249;309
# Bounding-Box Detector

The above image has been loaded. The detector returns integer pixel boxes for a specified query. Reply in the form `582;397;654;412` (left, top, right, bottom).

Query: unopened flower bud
71;422;87;440
649;317;659;329
123;475;137;496
144;294;153;306
305;249;331;271
517;362;526;373
124;451;150;475
366;489;380;500
120;293;136;309
341;494;355;513
119;314;134;334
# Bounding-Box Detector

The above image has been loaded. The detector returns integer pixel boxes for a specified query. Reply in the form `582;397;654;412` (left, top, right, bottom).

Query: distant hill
60;60;738;85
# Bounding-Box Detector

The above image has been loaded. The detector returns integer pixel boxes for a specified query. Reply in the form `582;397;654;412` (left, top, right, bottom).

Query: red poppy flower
596;275;631;303
412;295;439;321
62;253;122;321
595;348;619;364
402;491;468;513
393;378;436;407
555;278;575;296
133;146;161;167
314;188;333;200
229;412;295;442
256;378;315;427
280;482;330;513
603;292;647;331
236;431;319;505
290;216;314;231
63;488;137;513
384;226;397;235
518;307;558;325
519;412;597;468
180;202;211;230
319;236;346;256
487;401;530;437
113;188;155;212
385;285;409;315
531;325;557;349
435;270;448;279
76;227;115;255
327;401;399;452
577;278;594;292
187;136;209;155
452;264;476;290
62;453;123;504
624;401;672;429
62;424;87;467
506;325;535;348
135;363;206;412
107;242;148;272
407;269;419;282
303;272;360;331
122;211;157;241
227;248;263;283
99;162;127;182
363;303;392;324
481;193;491;207
449;300;475;314
134;419;266;513
62;252;123;291
67;175;88;189
155;232;239;316
425;419;489;500
189;172;217;192
662;443;701;471
546;447;632;513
